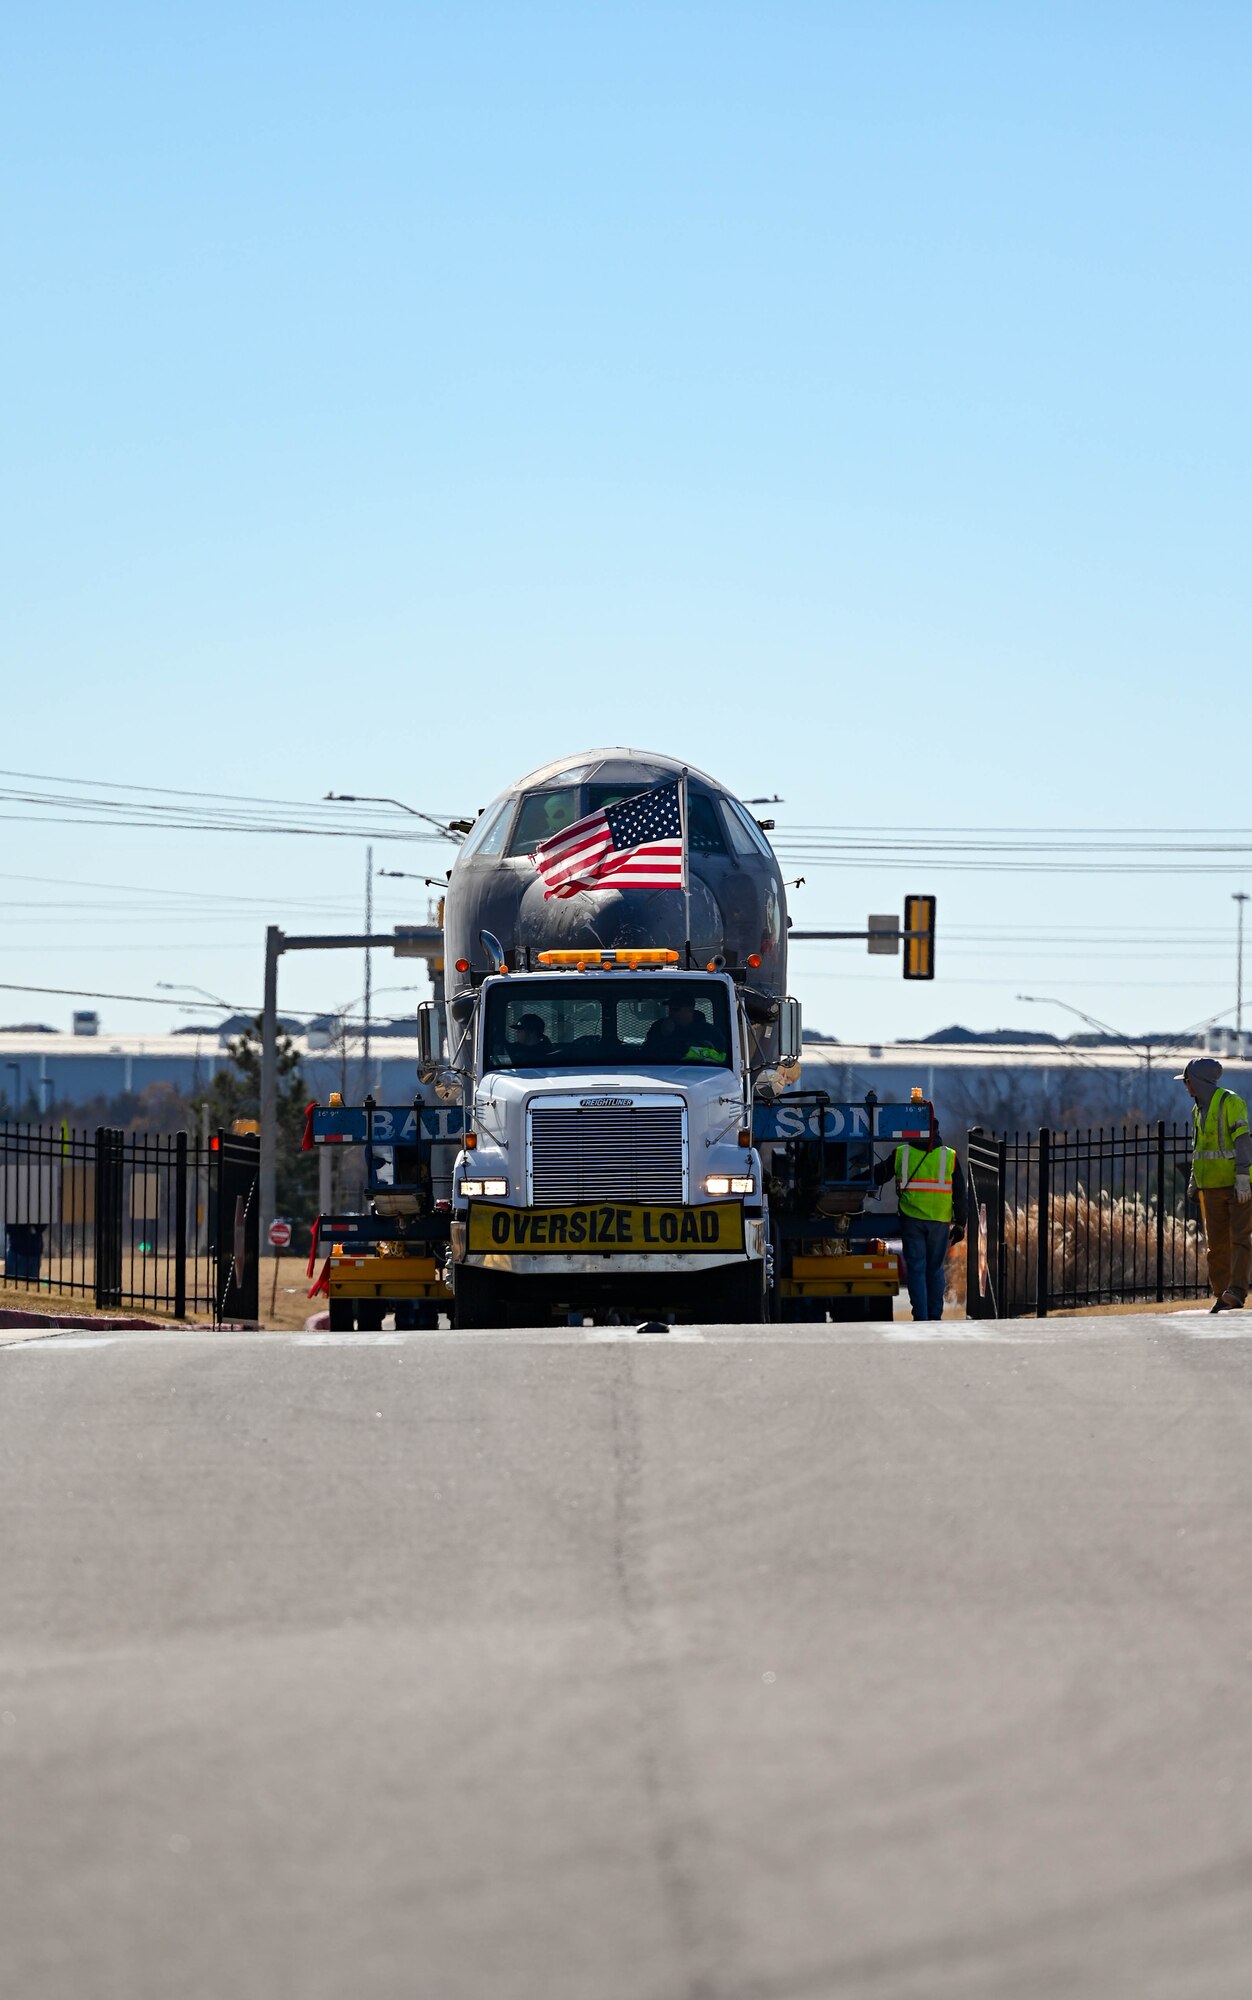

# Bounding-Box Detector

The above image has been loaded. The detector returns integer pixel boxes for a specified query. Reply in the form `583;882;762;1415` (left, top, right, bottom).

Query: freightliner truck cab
429;950;792;1328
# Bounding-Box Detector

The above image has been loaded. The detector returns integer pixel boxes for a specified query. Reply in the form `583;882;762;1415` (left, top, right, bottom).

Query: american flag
530;781;686;900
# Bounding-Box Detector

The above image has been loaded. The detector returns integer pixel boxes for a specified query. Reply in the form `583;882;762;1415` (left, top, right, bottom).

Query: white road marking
294;1333;404;1346
6;1336;117;1350
582;1326;707;1342
7;1317;1252;1352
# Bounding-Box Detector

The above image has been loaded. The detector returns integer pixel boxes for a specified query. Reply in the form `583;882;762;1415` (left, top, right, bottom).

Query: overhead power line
0;773;462;844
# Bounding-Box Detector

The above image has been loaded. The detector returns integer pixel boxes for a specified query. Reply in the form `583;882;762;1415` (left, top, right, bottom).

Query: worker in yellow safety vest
1178;1056;1252;1311
872;1127;967;1320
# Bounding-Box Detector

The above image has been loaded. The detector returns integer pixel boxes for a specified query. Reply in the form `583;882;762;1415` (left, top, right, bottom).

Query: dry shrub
1003;1190;1203;1301
946;1237;967;1307
947;1193;1204;1310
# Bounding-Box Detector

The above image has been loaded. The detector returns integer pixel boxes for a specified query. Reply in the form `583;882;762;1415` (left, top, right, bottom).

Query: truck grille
529;1103;686;1204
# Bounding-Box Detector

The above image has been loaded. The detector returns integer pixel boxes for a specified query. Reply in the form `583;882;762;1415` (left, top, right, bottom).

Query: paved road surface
4;1315;1252;1999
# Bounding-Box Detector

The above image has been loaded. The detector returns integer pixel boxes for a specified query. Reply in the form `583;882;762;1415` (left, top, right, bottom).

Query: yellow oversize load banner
468;1201;745;1255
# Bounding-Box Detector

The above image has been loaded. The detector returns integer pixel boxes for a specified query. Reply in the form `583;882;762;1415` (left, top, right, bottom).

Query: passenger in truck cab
643;994;726;1064
506;1012;555;1063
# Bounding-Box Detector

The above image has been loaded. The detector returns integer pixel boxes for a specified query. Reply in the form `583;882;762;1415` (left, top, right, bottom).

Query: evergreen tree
192;1019;317;1225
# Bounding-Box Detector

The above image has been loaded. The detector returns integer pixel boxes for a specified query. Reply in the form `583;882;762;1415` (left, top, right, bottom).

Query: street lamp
1017;994;1156;1102
323;793;470;839
1233;893;1249;1039
155;981;233;1011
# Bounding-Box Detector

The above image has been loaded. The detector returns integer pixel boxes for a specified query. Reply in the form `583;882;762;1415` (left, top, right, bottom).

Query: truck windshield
483;978;732;1071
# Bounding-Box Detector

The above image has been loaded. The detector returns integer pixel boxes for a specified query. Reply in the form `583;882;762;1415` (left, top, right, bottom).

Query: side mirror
778;997;802;1065
417;1002;436;1069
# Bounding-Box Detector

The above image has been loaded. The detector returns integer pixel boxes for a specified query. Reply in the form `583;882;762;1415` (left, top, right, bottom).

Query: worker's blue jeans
899;1215;951;1320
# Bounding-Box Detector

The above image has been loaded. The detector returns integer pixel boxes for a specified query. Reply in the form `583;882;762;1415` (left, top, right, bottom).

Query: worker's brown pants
1199;1186;1252;1303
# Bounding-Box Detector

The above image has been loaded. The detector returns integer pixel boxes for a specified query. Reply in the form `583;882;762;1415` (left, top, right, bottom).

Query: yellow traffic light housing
903;895;936;981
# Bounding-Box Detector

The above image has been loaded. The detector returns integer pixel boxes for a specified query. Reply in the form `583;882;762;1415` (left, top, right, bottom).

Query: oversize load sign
468;1201;746;1254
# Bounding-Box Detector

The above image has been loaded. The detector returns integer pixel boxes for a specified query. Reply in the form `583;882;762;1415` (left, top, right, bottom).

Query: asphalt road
4;1315;1252;2000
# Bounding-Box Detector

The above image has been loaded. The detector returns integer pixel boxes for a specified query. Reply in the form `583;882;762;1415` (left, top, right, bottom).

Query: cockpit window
585;785;727;855
483;978;732;1070
458;798;512;859
721;798;775;858
508;789;581;856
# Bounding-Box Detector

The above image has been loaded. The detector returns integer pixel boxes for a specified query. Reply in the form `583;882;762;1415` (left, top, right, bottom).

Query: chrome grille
529;1103;686;1203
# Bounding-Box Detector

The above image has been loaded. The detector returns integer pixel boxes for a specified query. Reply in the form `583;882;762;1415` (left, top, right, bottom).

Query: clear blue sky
3;2;1249;1044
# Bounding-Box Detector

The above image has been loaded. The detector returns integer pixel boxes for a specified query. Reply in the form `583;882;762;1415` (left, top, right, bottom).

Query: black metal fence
0;1123;260;1323
966;1121;1207;1318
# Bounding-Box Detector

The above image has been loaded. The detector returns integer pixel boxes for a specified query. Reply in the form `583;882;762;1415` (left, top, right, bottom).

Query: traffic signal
903;895;936;981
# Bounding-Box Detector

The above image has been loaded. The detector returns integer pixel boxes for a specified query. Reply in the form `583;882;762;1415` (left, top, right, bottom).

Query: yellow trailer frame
327;1250;452;1304
780;1251;901;1301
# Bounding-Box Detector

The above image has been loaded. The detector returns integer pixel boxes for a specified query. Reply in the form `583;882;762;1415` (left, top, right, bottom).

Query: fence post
996;1136;1008;1312
1155;1119;1166;1303
93;1126;122;1309
1036;1127;1051;1318
174;1131;188;1320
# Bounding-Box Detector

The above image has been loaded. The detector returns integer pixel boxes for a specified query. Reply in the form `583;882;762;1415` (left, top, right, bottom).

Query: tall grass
947;1191;1205;1308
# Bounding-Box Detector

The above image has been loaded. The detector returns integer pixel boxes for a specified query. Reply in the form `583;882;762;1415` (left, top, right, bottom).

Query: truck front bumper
452;1205;765;1273
461;1248;761;1278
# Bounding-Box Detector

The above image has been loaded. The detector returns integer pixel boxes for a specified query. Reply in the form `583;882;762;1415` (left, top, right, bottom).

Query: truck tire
454;1267;503;1330
328;1297;354;1332
394;1300;439;1332
780;1297;825;1323
829;1296;893;1323
707;1262;767;1325
355;1300;385;1332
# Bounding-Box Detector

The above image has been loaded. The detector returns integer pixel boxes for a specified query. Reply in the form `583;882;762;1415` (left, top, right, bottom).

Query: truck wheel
829;1297;893;1323
454;1267;501;1330
781;1298;825;1323
707;1263;767;1325
356;1300;385;1332
393;1301;439;1332
328;1298;354;1332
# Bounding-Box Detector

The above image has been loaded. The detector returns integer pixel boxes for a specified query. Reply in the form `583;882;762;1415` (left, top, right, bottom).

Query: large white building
0;1024;1238;1136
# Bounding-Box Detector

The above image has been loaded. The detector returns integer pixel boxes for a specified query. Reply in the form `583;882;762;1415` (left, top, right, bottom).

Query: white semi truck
305;747;936;1329
421;949;795;1327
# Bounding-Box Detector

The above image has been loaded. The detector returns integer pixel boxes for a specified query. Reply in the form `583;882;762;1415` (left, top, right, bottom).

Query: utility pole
261;926;282;1235
259;925;443;1236
1235;893;1249;1039
364;845;373;1091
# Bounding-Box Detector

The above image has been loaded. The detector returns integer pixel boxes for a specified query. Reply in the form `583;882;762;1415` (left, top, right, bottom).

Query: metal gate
0;1121;260;1322
212;1133;260;1324
965;1121;1206;1318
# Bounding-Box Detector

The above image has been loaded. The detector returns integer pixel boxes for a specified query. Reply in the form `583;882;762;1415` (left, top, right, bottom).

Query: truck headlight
705;1174;754;1196
461;1178;508;1198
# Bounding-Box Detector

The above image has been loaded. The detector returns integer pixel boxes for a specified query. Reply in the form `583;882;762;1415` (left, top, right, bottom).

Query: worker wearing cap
507;1013;555;1063
1178;1057;1252;1311
872;1125;967;1320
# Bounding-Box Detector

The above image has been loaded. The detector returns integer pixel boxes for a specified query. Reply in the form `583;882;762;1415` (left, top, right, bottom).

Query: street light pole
155;981;234;1012
1234;893;1249;1040
323;793;471;840
1016;994;1154;1108
363;845;372;1090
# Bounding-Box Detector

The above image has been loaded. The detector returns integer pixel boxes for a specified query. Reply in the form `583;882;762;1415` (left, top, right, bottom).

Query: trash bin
4;1223;45;1282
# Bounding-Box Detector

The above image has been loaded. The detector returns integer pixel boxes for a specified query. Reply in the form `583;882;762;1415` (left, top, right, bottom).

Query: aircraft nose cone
517;877;724;960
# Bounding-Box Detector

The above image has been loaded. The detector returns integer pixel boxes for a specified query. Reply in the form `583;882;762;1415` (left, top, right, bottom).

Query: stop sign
268;1218;292;1250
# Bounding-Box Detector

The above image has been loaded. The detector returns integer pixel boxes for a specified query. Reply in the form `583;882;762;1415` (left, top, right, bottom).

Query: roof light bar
535;948;680;968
